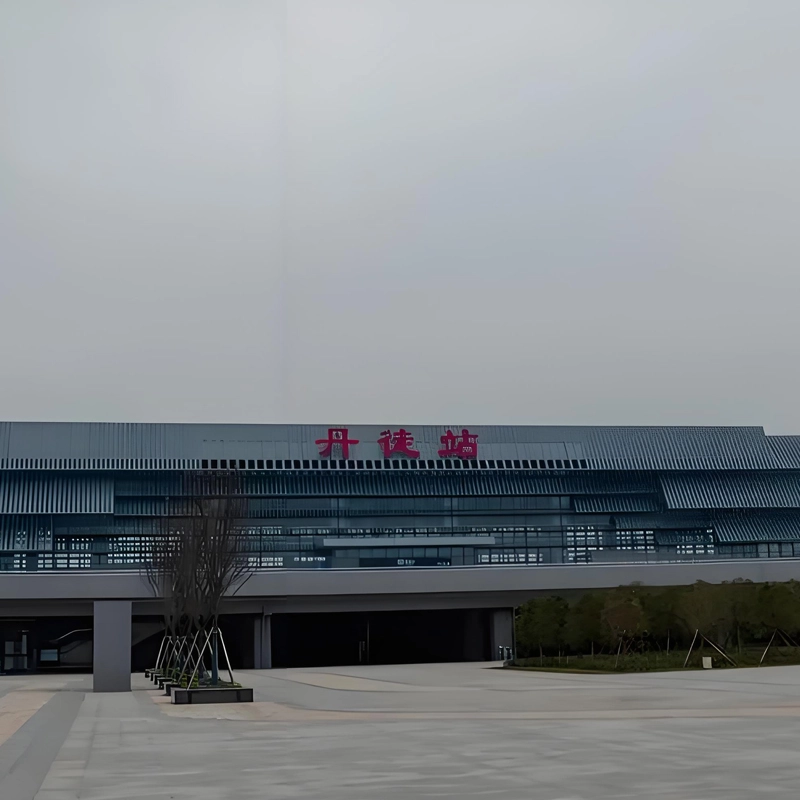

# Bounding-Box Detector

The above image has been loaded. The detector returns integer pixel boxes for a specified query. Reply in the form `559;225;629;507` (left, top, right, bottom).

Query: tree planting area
144;471;254;702
513;580;800;672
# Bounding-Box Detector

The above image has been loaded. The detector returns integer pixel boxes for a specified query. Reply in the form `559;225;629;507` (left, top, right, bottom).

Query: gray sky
2;1;799;431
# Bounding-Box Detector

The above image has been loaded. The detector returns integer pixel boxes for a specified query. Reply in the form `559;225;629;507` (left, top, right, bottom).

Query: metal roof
660;472;800;510
712;514;800;543
583;426;779;471
616;509;800;543
0;421;795;471
766;436;800;469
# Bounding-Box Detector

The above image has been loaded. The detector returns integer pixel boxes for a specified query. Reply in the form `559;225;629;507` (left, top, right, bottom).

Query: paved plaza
1;662;799;798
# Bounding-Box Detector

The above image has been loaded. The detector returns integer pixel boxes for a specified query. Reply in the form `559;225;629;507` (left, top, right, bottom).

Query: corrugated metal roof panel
0;422;791;469
713;514;800;543
766;436;800;469
661;472;800;510
0;475;114;514
573;495;661;513
584;427;778;471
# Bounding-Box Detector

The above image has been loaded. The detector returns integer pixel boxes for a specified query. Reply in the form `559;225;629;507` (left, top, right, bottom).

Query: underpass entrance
270;608;491;668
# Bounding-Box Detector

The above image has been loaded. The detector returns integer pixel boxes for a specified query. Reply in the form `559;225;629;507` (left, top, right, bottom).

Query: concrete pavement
1;662;799;798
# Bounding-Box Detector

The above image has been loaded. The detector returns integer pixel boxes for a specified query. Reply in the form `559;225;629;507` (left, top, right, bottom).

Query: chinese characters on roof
315;427;478;459
378;428;420;458
438;429;478;459
314;428;360;459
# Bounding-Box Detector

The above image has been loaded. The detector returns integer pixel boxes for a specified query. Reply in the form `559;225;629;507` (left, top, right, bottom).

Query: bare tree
144;510;184;676
186;471;251;685
144;470;253;686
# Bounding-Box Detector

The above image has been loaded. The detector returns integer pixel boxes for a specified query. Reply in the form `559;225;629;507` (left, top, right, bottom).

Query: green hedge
515;580;800;662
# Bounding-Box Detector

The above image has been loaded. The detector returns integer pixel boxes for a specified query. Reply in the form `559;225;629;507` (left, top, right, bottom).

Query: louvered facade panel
2;421;800;570
661;473;800;510
611;512;711;531
113;497;197;516
227;471;654;498
0;475;114;514
712;514;800;543
654;530;714;545
573;495;661;513
0;515;53;551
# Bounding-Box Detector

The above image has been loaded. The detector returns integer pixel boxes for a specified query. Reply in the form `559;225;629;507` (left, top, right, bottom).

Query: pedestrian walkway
1;663;800;798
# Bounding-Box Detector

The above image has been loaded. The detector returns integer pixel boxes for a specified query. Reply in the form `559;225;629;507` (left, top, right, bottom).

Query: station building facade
2;422;800;676
2;421;800;572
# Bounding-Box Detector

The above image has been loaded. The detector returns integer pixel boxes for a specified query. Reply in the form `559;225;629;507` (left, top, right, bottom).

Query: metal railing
0;537;795;572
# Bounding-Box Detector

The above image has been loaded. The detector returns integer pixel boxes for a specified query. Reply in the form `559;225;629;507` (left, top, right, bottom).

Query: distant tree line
515;581;800;662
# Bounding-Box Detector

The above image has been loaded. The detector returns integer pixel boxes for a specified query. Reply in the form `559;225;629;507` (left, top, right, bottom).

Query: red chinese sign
312;426;479;459
378;428;420;458
438;428;479;459
315;427;359;459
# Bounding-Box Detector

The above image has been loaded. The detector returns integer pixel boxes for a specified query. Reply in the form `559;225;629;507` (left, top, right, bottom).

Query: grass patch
508;647;800;673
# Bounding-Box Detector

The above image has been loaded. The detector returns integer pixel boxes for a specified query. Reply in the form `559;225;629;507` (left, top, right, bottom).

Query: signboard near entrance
360;557;452;568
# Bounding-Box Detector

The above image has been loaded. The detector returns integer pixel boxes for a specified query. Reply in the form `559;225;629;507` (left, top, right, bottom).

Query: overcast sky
2;1;799;431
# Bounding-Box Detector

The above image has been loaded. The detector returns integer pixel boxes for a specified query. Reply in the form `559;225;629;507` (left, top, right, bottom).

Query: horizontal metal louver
113;497;198;516
0;475;114;514
610;512;710;531
104;471;655;499
213;472;655;498
573;495;661;513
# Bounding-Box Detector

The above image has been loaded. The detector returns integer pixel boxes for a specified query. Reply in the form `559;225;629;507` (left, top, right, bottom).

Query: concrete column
489;608;514;662
93;600;132;692
253;612;272;669
253;615;262;668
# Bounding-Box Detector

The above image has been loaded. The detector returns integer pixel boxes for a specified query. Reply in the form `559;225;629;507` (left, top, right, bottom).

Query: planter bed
171;687;253;704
